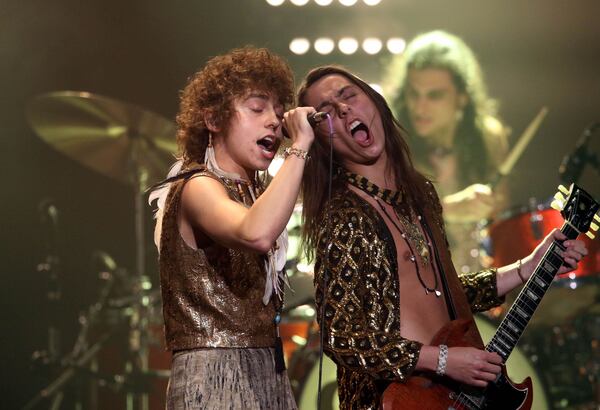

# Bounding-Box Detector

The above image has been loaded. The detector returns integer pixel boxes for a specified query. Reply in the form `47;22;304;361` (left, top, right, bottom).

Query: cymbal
27;91;178;187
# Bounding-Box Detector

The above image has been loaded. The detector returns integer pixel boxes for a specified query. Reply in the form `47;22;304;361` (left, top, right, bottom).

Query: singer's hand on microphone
282;107;316;151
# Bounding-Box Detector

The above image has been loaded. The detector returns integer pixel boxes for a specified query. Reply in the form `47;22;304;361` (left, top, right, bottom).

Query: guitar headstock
551;184;600;240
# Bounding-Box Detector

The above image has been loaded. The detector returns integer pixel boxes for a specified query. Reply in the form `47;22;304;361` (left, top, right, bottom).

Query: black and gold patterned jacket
314;181;503;410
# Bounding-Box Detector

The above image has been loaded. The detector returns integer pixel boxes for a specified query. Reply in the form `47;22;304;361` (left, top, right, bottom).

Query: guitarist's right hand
445;347;502;387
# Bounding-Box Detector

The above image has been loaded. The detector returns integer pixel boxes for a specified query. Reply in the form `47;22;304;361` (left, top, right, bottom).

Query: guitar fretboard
485;222;579;361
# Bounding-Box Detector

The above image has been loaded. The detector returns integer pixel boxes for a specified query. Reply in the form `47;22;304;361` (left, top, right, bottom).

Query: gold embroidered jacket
314;182;503;410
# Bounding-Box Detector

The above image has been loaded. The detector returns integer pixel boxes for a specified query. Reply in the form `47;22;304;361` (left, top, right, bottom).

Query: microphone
559;122;599;184
308;111;329;127
283;112;329;138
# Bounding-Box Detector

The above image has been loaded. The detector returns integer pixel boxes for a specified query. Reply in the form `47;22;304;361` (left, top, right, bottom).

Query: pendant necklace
375;199;441;297
343;171;441;297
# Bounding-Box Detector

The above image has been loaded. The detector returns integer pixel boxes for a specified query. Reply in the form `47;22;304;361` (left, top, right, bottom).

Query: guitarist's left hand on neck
496;228;587;297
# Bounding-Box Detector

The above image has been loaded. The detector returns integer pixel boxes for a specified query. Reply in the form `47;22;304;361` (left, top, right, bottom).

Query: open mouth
257;136;277;153
350;120;371;145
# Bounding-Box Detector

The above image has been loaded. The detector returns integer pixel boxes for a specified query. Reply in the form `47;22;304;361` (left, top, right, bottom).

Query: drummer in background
384;30;510;273
149;47;315;409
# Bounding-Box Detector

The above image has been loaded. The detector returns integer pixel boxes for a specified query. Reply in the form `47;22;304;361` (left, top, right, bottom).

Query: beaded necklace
344;171;441;297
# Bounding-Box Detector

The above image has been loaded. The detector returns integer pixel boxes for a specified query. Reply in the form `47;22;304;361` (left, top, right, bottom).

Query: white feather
148;159;184;251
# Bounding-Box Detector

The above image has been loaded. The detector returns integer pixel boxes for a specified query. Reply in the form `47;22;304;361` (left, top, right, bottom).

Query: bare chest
358;190;452;344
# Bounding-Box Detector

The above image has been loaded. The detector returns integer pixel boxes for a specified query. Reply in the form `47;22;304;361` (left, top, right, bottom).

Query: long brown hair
385;31;501;185
297;65;429;260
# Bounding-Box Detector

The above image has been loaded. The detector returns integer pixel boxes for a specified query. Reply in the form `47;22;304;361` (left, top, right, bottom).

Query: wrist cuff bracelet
436;344;448;376
284;146;309;160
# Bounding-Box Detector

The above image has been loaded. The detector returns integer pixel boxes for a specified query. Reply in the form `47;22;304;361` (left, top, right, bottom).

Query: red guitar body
381;319;533;410
382;184;600;409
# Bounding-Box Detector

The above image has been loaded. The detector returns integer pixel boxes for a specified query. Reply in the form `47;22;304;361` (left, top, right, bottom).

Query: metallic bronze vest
159;169;276;351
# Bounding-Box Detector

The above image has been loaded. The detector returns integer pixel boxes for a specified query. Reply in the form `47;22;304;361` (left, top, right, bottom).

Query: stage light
268;156;284;177
315;0;333;5
289;38;310;55
339;0;358;6
338;37;358;54
363;0;381;5
296;262;314;273
266;0;285;6
362;37;382;55
314;38;335;54
290;0;310;5
369;83;383;95
387;37;406;54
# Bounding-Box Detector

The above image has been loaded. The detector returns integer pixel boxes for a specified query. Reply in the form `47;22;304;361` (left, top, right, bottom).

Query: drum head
480;202;599;325
481;203;599;279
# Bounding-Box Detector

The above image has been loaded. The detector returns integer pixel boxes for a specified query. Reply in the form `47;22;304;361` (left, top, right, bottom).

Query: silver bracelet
436;344;448;376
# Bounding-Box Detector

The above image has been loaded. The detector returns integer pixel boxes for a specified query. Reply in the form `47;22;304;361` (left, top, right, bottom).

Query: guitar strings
451;239;568;410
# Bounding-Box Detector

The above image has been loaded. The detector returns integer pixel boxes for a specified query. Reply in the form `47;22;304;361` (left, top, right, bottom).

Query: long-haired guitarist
298;65;587;410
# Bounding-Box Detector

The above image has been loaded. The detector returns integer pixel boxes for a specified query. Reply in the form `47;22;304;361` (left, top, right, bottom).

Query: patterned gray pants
166;347;297;410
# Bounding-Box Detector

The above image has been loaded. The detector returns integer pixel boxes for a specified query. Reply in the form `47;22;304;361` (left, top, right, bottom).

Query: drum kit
25;90;599;410
478;200;600;409
25;91;176;410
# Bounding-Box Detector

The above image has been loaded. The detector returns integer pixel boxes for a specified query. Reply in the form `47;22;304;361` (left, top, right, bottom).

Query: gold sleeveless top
159;167;276;351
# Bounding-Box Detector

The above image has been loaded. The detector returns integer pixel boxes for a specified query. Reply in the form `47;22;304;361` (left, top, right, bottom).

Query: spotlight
338;37;358;54
369;83;383;95
290;0;310;5
296;262;314;273
289;38;310;55
314;0;333;5
339;0;358;6
314;38;335;55
362;37;382;55
387;37;406;54
363;0;381;5
268;156;284;177
266;0;285;6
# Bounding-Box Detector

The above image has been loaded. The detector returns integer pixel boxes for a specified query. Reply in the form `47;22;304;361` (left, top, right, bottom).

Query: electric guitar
381;184;599;410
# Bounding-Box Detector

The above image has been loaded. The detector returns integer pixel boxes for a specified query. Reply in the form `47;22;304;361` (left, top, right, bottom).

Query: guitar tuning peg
591;222;599;232
558;185;570;195
554;192;566;202
551;200;563;211
585;231;596;240
594;213;600;223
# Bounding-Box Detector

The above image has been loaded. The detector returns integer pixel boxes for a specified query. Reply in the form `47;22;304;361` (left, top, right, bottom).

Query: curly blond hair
176;46;294;165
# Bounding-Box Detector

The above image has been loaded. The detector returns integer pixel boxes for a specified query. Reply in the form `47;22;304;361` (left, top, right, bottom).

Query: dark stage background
2;0;599;408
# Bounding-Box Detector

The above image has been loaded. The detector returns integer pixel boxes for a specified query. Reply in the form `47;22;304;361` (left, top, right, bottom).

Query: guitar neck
485;222;580;361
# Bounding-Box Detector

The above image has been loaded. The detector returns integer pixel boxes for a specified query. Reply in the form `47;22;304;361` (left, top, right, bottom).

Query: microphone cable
316;113;334;410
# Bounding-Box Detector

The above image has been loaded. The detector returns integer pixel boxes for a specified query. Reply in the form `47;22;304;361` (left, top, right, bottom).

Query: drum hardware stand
123;276;153;410
23;260;120;410
26;91;177;410
34;199;63;368
123;135;152;410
